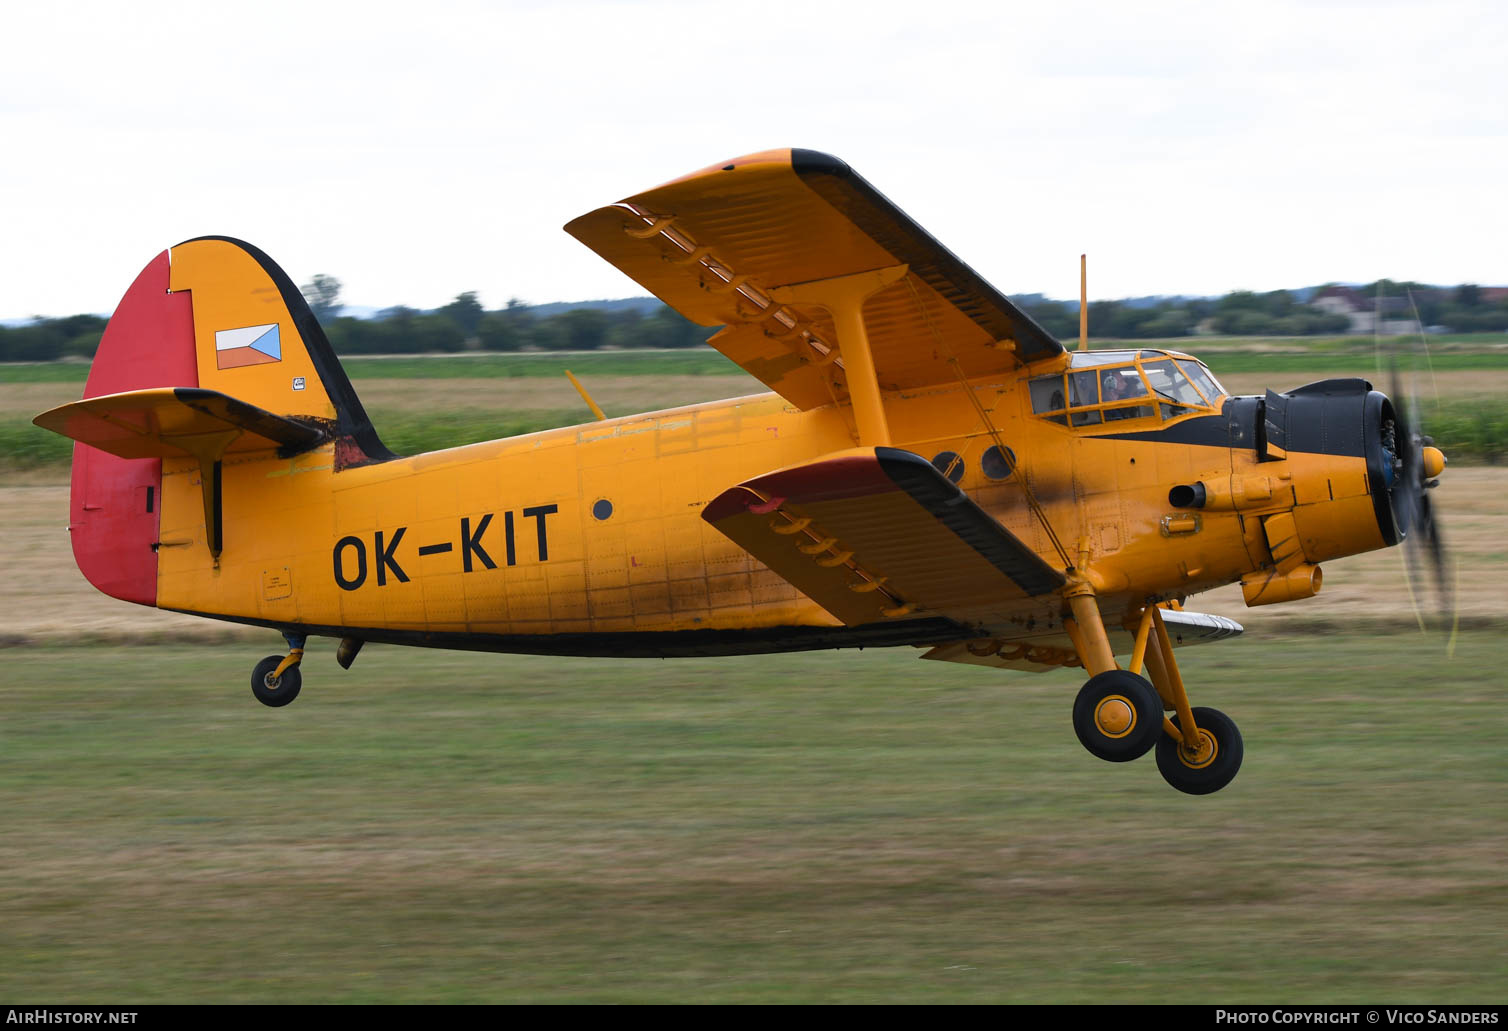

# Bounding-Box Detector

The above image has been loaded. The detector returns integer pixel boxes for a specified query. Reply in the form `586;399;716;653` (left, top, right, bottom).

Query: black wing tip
787;154;1064;364
873;446;942;478
790;149;852;179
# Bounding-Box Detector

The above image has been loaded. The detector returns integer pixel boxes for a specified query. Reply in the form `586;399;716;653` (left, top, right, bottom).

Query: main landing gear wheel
1156;706;1243;795
251;654;302;708
1073;670;1163;762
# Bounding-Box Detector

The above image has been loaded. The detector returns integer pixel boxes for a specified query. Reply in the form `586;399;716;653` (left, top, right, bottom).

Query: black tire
1072;670;1163;762
251;654;302;708
1156;706;1243;795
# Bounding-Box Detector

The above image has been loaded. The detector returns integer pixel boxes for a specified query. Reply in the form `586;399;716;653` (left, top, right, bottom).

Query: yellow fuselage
154;365;1385;653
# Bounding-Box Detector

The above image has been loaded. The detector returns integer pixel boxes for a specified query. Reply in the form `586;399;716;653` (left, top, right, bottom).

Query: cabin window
981;445;1016;480
1069;370;1103;425
1029;374;1068;425
931;450;965;483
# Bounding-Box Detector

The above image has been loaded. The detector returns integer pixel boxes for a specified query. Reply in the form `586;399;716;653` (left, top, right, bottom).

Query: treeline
1021;282;1508;340
321;294;717;355
1028;293;1353;339
0;296;717;363
7;279;1508;363
0;315;107;362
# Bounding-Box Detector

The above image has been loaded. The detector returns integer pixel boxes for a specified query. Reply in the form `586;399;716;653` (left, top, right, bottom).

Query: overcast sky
3;0;1504;319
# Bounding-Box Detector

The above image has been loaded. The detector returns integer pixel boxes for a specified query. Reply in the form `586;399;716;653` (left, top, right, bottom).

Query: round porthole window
592;499;613;520
930;451;965;484
981;445;1017;480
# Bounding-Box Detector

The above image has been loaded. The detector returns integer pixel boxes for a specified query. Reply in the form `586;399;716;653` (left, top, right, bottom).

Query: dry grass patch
4;467;1504;643
1220;367;1508;401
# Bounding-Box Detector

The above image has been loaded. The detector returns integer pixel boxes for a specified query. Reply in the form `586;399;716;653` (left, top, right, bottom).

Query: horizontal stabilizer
34;387;327;461
702;447;1064;628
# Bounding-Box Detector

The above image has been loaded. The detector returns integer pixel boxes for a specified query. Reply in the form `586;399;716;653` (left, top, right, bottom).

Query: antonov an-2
36;149;1446;794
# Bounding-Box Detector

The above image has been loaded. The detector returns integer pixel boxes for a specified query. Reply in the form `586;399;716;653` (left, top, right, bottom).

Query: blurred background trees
6;278;1507;363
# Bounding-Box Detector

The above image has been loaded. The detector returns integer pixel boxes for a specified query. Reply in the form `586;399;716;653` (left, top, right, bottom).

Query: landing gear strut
1063;585;1243;794
251;632;305;707
1156;707;1244;795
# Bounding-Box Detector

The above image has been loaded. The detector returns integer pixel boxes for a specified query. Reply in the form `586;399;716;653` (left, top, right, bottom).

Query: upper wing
566;149;1063;410
702;447;1064;629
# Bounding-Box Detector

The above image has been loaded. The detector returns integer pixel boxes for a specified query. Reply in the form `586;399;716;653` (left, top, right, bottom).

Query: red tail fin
70;251;197;605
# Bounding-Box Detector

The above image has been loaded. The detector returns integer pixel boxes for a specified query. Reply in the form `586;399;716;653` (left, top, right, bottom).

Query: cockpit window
1141;358;1205;418
1099;367;1148;401
1031;350;1224;429
1179;359;1227;406
1096;367;1154;421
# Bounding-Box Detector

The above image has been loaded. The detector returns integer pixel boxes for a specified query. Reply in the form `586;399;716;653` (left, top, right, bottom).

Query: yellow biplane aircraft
35;149;1448;794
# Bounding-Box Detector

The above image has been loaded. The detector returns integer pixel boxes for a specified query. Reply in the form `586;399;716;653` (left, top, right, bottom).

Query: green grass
368;408;592;456
343;350;743;379
1202;351;1508;374
7;337;1506;475
1;632;1504;1002
1426;399;1508;465
0;417;74;470
4;333;1506;385
0;361;91;384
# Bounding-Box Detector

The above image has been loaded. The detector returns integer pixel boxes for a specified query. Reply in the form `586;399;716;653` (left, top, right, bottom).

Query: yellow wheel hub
1094;695;1137;739
1178;728;1218;769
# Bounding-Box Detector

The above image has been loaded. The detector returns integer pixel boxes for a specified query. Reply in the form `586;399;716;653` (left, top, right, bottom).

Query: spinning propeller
1377;295;1456;640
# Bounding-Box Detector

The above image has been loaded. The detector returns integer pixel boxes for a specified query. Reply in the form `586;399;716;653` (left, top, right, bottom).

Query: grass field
2;468;1506;1002
2;340;1505;1002
1;635;1504;1003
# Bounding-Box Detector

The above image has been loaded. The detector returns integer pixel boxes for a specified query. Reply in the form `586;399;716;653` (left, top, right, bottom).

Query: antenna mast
1079;253;1088;352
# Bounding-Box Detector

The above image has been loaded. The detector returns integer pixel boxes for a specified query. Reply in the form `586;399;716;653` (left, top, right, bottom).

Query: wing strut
769;264;908;447
900;276;1075;570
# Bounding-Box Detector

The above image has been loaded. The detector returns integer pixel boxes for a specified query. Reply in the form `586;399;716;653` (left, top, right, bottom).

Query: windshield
1178;358;1227;404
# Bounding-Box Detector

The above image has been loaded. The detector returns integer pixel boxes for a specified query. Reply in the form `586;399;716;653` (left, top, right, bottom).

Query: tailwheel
251;654;303;708
1156;706;1243;795
1072;670;1163;763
